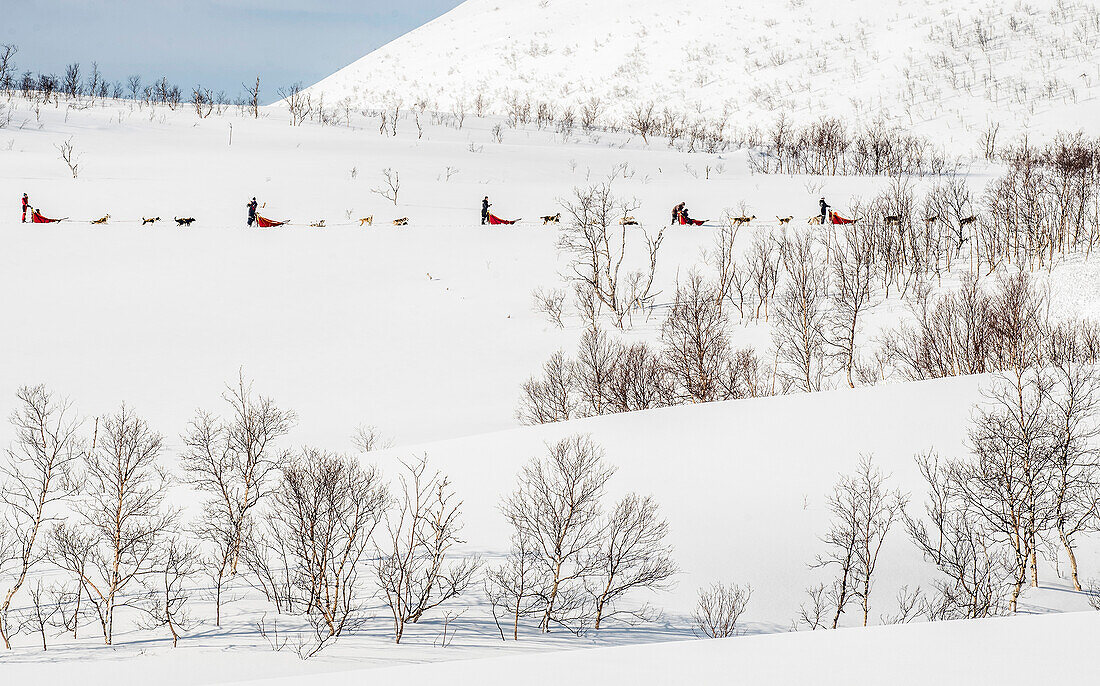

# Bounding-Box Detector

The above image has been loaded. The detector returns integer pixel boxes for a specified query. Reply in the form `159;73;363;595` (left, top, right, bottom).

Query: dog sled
829;211;857;225
31;209;64;223
677;215;706;226
255;214;289;228
487;214;519;225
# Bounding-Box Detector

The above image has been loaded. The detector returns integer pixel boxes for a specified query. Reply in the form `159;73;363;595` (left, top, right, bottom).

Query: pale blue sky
1;1;463;102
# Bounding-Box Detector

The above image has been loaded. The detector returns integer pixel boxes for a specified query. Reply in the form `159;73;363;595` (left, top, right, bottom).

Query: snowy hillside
3;7;1100;679
239;610;1099;686
306;0;1100;142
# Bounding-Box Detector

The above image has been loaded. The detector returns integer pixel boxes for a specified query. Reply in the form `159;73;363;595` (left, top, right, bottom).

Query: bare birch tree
0;386;81;649
56;404;175;645
257;449;388;655
773;230;831;392
1046;360;1100;591
485;532;546;640
811;455;903;628
827;223;876;387
848;456;907;626
376;456;478;644
661;272;731;403
501;435;614;633
180;374;295;623
140;537;199;646
906;453;1012;619
587;494;677;629
559;182;663;329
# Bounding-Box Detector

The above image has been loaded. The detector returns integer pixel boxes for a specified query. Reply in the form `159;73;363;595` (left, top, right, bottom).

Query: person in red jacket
22;193;29;223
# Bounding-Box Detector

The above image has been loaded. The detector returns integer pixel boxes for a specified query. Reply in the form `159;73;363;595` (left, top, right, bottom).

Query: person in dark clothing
671;202;685;225
819;197;830;225
247;197;258;226
482;196;491;225
680;205;694;225
21;193;29;223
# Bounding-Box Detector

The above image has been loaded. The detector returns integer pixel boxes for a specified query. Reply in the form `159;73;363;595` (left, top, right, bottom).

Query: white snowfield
305;0;1100;140
238;610;1099;686
3;17;1100;681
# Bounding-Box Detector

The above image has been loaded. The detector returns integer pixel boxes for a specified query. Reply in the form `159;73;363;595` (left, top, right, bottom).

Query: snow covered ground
2;7;1100;678
307;0;1100;144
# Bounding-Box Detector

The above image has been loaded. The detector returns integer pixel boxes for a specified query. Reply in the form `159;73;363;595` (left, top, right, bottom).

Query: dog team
17;193;978;230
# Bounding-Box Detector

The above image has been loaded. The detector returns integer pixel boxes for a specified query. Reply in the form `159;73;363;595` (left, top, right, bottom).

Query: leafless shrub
627;101;657;143
376;456;479;644
747;232;781;321
371;168;401;205
580;96;603;131
191;85;214;119
532;287;567;328
56;137;80;178
1085;578;1100;611
243;76;260;118
796;583;830;630
62;62;81;100
140;537;199;646
884;271;1047;381
0;44;17;96
258;449;388;655
693;582;752;638
351;424;392;453
980;121;1001;161
661;272;732;403
279;82;312;126
486;533;547;640
17;579;66;651
517;349;579;425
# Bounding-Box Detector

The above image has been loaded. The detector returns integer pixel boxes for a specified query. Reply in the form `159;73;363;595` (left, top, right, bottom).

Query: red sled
678;216;706;226
829;211;857;225
255;214;289;228
31;209;64;223
488;214;519;225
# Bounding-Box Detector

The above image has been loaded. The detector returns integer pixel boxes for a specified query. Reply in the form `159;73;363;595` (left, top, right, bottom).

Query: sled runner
488;214;519;225
678;215;706;226
31;209;64;223
829;211;857;225
255;214;289;228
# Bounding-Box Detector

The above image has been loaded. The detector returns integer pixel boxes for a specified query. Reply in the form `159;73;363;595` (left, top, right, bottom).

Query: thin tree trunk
1060;529;1082;592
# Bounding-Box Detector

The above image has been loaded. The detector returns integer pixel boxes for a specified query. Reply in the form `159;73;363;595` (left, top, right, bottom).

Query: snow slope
239;610;1100;686
1;370;1097;684
2;90;1100;680
306;0;1100;142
